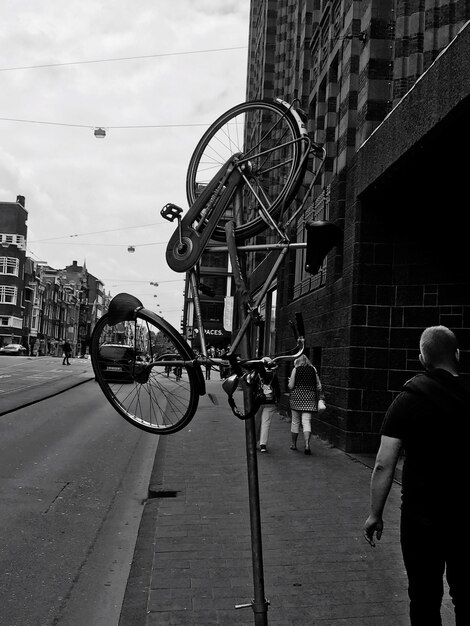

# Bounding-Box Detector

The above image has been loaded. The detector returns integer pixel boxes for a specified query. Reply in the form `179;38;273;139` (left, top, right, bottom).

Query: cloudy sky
0;1;250;329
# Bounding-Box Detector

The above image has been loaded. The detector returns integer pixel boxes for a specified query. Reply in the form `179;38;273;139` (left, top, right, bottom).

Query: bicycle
90;98;339;432
90;97;342;625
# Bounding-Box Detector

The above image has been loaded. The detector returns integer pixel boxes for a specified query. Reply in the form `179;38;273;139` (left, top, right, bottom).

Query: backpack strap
403;373;470;414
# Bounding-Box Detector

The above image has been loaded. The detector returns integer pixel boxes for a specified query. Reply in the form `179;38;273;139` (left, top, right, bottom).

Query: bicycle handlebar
234;337;305;371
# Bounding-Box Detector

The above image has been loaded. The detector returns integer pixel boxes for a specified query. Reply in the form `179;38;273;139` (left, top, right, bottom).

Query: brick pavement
120;380;454;626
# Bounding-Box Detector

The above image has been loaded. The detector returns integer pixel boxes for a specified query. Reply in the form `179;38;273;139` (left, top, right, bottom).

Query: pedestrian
288;354;325;455
220;344;231;379
62;340;72;365
205;345;215;380
363;325;470;625
257;368;281;453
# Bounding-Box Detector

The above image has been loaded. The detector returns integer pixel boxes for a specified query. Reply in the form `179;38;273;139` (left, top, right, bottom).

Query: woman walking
257;369;281;453
288;354;324;455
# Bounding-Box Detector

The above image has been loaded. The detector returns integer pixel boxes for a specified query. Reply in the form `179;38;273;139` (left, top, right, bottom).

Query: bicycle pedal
160;203;183;222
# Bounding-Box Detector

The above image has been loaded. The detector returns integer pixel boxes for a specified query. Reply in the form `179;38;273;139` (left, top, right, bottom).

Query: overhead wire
0;45;246;130
28;222;167;243
0;46;247;73
0;116;210;130
29;241;167;247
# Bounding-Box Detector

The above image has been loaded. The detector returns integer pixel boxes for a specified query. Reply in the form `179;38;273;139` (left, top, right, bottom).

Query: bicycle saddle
107;292;143;326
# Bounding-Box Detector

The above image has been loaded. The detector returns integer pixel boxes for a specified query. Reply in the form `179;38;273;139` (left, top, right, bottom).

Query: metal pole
241;377;269;625
226;218;269;624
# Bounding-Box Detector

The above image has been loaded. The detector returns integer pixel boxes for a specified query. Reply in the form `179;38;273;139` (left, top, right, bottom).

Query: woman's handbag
261;383;274;401
317;398;326;413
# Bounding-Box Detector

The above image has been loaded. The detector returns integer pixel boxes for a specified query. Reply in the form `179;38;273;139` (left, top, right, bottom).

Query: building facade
0;196;28;346
0;196;106;356
183;247;233;354
245;0;470;451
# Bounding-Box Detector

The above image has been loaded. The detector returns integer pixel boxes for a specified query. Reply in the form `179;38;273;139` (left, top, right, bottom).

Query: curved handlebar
223;337;304;379
235;337;305;371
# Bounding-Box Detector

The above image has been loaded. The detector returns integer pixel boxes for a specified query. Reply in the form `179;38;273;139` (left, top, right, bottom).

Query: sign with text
223;296;234;332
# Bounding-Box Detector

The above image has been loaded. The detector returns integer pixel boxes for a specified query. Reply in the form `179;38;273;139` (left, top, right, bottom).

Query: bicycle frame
186;150;326;365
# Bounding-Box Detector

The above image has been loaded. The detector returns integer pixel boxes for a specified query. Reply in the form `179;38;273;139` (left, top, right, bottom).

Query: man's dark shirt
380;369;470;522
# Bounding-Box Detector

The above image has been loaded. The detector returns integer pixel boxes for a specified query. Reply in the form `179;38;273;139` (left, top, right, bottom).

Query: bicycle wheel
91;308;202;434
186;99;308;241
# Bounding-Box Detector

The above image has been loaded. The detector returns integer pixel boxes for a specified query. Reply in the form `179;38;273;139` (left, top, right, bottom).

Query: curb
119;436;168;625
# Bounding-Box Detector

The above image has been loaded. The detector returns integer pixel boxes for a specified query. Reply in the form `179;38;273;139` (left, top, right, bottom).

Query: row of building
0;196;106;357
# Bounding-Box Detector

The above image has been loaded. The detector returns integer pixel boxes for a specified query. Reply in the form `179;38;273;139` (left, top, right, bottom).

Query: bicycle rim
91;310;199;434
186;99;305;241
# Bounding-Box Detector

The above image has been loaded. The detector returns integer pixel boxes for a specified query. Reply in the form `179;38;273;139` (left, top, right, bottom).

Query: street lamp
94;127;106;138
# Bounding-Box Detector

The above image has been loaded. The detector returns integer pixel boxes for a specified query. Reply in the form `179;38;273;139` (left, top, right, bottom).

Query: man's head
419;325;459;373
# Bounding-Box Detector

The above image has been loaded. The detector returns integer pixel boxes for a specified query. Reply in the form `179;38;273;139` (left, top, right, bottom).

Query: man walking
363;325;470;625
62;340;72;365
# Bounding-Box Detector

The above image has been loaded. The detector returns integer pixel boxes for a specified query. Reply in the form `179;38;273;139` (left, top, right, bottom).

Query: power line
29;241;167;247
29;222;166;243
0;46;247;73
31;239;168;248
102;278;183;283
0;116;209;130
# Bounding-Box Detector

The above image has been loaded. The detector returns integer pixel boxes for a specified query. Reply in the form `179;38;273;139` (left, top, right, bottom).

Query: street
0;355;94;415
0;356;159;626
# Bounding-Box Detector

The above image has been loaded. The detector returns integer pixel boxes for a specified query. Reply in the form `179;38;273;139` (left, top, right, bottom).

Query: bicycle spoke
91;309;200;434
186;100;307;241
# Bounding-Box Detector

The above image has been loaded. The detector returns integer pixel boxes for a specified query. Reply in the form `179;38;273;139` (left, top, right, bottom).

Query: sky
0;1;250;329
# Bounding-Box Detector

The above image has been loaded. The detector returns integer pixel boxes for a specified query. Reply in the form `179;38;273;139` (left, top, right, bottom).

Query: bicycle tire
91;308;202;434
186;99;307;241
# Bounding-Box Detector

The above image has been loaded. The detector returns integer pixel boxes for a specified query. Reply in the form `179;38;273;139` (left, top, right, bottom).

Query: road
0;356;159;626
0;355;94;415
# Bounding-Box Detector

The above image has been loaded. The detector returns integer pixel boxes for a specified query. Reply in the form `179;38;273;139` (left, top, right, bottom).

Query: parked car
0;343;27;356
97;343;137;382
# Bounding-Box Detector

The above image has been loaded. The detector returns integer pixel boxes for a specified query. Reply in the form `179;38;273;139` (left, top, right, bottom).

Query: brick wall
276;24;470;453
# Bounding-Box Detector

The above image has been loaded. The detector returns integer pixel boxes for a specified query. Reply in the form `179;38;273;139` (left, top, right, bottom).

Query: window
0;234;26;250
293;186;330;299
0;257;19;276
0;285;17;304
200;302;224;323
31;310;39;331
200;250;228;269
199;275;227;297
267;289;277;356
256;288;277;356
11;316;22;328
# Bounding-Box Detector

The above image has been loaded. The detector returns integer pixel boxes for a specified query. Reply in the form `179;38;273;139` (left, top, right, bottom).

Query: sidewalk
120;380;454;626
